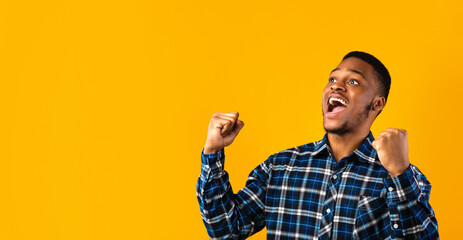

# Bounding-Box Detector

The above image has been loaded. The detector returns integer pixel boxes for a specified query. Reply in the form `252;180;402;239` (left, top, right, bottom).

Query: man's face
322;57;379;135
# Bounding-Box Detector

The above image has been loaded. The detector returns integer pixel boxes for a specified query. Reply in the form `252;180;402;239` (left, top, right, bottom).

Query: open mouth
327;97;347;113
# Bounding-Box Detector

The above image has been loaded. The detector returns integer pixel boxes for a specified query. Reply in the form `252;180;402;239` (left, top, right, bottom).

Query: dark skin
322;57;386;162
205;56;410;177
321;57;410;177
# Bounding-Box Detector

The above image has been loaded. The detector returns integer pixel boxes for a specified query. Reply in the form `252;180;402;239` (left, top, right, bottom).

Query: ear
372;96;386;112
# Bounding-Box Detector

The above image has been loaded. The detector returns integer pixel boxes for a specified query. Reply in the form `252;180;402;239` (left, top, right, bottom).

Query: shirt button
388;187;394;192
332;175;337;180
326;208;331;213
393;223;399;229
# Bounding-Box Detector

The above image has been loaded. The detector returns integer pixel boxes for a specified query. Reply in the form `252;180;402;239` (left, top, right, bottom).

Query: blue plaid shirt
197;131;439;239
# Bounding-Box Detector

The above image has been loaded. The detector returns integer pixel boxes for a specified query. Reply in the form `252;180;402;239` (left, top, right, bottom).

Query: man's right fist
204;112;245;154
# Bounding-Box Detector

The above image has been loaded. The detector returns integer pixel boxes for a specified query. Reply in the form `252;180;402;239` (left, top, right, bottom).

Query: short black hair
342;51;391;116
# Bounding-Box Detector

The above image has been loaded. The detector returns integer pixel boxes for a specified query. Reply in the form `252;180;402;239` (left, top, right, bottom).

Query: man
196;51;439;239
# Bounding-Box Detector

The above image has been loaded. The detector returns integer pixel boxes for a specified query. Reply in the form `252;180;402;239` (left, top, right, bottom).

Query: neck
327;128;370;163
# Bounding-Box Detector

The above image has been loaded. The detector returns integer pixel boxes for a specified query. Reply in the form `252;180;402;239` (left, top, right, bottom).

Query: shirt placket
318;152;350;240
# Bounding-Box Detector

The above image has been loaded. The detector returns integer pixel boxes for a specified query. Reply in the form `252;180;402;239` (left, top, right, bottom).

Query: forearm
384;165;439;239
196;148;268;239
197;148;238;239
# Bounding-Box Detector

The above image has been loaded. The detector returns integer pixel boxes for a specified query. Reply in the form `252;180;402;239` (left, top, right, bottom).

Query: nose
330;82;346;91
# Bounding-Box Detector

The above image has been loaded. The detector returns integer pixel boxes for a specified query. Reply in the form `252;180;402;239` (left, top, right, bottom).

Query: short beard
324;120;349;135
323;100;374;135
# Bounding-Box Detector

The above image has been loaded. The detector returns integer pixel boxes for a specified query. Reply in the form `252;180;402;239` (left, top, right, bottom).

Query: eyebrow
330;68;365;79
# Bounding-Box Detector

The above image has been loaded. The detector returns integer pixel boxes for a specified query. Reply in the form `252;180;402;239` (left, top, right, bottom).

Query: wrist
387;163;411;178
388;171;403;178
204;147;221;154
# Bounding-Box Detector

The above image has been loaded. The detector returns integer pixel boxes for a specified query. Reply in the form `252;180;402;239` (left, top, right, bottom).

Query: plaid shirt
197;131;439;239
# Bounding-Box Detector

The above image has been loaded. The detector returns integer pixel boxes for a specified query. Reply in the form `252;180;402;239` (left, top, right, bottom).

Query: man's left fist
371;128;411;177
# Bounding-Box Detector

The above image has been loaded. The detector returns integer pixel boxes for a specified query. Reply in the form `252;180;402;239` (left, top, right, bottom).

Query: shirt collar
313;131;380;165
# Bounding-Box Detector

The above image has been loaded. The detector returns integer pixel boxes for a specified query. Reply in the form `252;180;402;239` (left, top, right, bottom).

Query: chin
323;119;349;135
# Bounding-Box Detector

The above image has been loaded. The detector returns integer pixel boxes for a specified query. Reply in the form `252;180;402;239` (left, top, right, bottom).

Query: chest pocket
354;195;392;239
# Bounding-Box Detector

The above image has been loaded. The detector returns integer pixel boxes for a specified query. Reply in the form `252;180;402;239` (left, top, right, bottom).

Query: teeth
329;97;347;106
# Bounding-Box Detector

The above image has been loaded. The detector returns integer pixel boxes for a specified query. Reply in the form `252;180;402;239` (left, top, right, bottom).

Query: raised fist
204;112;245;154
372;128;410;177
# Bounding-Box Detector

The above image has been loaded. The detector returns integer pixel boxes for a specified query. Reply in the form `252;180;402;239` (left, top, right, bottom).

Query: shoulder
267;139;323;165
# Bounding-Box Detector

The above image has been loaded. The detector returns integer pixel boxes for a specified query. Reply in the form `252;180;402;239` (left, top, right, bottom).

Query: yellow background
0;0;460;239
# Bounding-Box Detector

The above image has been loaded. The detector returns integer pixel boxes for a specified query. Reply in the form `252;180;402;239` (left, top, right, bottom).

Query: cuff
201;147;225;176
383;165;421;203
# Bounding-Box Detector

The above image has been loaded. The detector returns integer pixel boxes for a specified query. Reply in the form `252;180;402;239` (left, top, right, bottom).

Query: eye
329;77;336;83
349;79;359;85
